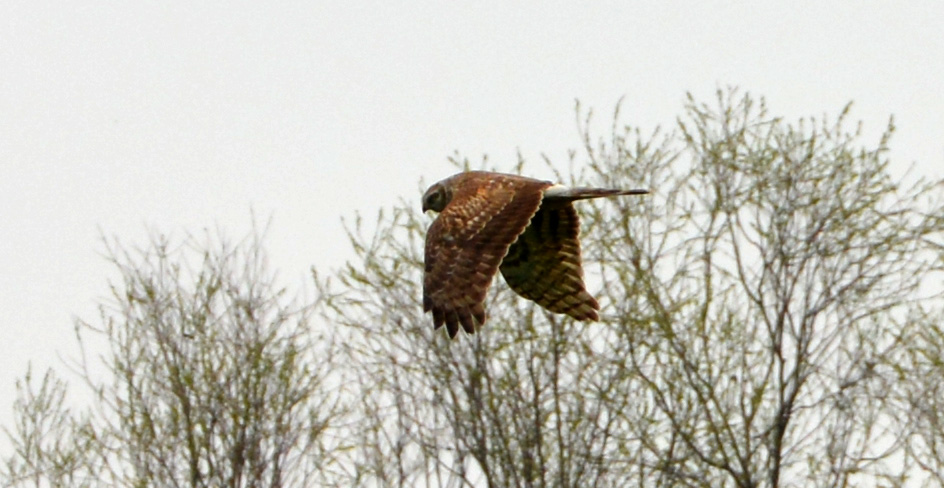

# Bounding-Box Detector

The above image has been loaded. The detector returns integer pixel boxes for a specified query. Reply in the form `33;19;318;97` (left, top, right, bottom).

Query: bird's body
422;171;647;338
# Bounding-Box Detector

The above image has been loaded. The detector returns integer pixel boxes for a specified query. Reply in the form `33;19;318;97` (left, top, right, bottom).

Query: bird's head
422;181;453;213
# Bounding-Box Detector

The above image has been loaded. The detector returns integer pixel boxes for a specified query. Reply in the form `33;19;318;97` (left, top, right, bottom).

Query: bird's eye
423;185;448;212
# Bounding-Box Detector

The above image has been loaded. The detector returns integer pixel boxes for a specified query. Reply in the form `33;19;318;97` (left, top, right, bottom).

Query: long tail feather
543;185;649;201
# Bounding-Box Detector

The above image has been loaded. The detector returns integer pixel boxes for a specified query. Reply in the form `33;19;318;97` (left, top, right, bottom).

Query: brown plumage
422;171;647;338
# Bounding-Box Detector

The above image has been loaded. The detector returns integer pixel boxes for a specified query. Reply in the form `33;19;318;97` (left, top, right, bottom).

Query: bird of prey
421;170;647;338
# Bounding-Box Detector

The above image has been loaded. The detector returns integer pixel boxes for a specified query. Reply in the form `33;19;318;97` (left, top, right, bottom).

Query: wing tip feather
431;305;488;339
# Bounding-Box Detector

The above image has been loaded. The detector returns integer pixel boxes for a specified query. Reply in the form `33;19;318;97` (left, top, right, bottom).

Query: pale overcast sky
1;1;942;433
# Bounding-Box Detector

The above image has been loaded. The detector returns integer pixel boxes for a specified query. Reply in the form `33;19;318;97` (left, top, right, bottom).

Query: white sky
1;1;942;439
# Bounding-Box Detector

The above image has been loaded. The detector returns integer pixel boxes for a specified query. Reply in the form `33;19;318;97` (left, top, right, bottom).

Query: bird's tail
543;185;649;201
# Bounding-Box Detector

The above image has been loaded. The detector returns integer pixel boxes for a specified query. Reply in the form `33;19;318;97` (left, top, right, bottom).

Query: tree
326;89;944;487
4;90;943;487
594;92;943;487
2;367;90;488
902;306;944;485
3;226;345;487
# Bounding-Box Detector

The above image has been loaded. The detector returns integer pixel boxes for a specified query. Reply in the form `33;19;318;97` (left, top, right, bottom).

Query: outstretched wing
499;203;600;321
424;175;548;337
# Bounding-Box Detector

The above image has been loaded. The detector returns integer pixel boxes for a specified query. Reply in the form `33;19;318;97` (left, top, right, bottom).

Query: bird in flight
421;171;648;338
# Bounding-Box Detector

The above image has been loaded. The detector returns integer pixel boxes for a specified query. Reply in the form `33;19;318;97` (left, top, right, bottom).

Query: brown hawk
421;171;648;338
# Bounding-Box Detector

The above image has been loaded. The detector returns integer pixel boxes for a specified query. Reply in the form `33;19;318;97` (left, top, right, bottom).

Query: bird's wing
499;203;600;321
424;175;548;337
